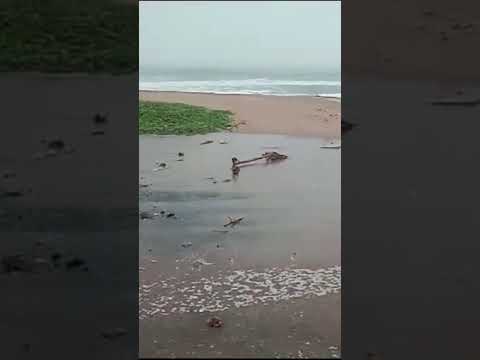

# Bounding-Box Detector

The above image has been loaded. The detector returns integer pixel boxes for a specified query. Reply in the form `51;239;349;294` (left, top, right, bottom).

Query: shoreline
139;90;341;138
139;88;341;100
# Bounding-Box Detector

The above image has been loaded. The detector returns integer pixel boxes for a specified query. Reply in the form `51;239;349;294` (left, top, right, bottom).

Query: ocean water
139;67;341;97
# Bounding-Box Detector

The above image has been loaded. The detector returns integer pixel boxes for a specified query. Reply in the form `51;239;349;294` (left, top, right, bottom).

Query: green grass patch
139;101;234;135
0;0;137;73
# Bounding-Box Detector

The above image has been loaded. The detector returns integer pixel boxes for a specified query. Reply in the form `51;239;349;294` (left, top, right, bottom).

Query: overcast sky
140;1;340;71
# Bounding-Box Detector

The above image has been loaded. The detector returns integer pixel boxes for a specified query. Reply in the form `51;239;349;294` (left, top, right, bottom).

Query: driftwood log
231;152;288;173
224;216;244;227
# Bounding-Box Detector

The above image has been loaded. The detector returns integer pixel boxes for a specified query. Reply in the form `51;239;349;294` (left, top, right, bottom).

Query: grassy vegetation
0;0;137;73
139;101;234;135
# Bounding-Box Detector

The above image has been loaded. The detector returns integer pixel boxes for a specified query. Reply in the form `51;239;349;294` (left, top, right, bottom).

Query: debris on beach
193;258;214;266
101;327;128;340
224;216;244;227
219;140;228;144
178;152;184;157
166;212;175;218
222;179;232;183
153;163;168;171
231;151;288;169
181;242;193;248
207;317;224;328
140;211;155;220
200;140;214;145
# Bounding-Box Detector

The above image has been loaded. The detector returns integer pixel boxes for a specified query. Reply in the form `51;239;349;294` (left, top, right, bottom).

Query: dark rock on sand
207;317;224;328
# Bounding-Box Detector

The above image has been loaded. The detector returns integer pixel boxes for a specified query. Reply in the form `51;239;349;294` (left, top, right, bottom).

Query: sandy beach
139;91;341;139
139;130;341;358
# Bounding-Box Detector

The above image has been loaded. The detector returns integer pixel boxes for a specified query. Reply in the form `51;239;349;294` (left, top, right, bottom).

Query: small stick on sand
224;216;244;227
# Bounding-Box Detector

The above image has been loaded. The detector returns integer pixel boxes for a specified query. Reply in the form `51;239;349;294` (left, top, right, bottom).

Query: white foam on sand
139;265;341;320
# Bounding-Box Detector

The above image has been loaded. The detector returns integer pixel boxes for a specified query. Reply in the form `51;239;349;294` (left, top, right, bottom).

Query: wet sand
139;91;341;139
139;133;341;358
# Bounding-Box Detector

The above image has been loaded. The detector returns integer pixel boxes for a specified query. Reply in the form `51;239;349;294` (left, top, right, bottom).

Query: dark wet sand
139;133;340;358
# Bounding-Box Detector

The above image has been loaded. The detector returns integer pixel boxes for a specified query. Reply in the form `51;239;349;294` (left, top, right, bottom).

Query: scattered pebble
207;317;224;328
181;242;192;248
200;140;214;145
219;140;228;144
178;152;184;157
166;212;175;218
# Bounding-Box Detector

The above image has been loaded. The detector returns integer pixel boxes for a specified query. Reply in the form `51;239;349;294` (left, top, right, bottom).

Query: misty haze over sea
140;2;340;97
